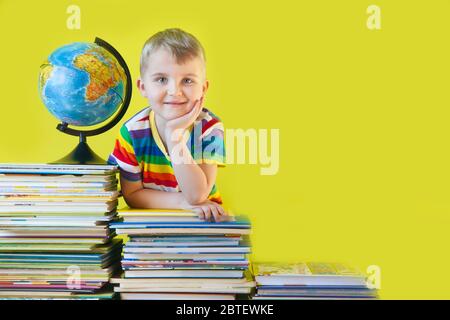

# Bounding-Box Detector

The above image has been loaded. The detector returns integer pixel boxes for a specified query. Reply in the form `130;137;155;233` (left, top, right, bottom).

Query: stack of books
0;163;122;300
251;262;378;300
110;208;254;300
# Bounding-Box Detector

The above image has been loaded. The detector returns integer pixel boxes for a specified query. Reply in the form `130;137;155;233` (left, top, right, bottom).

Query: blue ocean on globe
39;42;126;126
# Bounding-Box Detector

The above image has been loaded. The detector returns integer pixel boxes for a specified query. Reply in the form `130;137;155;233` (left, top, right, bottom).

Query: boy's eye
155;77;168;84
183;78;194;84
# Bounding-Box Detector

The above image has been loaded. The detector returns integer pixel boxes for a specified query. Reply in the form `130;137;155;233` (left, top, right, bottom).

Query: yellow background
1;0;449;299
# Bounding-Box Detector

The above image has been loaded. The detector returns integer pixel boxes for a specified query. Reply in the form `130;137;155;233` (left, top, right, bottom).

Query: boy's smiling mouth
164;101;188;106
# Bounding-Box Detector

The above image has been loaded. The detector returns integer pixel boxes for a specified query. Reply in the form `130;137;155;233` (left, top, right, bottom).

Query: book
114;286;251;294
0;238;108;244
0;181;117;188
119;292;234;300
252;262;367;287
124;269;244;278
124;240;241;247
0;226;113;238
110;275;253;285
122;246;250;254
123;253;246;260
0;163;118;175
255;287;378;298
0;238;122;253
0;203;117;213
0;290;115;300
0;191;120;198
110;221;249;229
0;173;116;182
118;208;199;217
121;261;249;267
114;228;250;236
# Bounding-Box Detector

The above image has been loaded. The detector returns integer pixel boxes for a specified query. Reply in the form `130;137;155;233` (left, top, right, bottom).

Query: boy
108;28;227;222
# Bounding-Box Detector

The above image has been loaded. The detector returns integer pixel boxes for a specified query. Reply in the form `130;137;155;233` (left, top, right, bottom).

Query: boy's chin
155;108;189;121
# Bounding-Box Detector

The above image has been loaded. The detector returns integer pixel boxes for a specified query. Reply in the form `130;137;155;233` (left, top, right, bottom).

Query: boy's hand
165;96;204;144
187;199;229;222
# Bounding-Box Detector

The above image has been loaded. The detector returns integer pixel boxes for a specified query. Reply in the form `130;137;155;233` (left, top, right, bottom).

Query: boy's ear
137;78;147;98
202;80;209;95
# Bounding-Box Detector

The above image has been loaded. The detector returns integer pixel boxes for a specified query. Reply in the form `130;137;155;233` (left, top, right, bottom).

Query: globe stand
51;132;106;165
48;37;132;166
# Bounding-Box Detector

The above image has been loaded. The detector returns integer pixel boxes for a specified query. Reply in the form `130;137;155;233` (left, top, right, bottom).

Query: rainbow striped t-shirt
108;106;226;204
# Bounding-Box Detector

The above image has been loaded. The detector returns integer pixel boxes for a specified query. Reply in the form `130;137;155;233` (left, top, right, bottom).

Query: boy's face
137;48;208;121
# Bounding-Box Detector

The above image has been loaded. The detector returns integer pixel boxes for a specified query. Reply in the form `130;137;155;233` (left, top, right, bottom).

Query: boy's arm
167;136;217;205
163;97;218;205
168;142;217;205
120;174;226;221
120;176;188;209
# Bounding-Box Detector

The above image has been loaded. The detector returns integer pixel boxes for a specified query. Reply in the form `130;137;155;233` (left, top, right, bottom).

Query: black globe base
52;135;106;165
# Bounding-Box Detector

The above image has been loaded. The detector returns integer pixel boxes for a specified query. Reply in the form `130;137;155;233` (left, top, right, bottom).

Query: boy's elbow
121;186;144;208
122;191;138;208
185;191;209;205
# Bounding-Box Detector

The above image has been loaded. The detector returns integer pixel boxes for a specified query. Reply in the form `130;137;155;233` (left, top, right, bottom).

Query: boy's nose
167;81;182;96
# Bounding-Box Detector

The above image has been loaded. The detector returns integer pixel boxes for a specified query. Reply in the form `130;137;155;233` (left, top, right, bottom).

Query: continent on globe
38;42;127;127
73;49;123;102
39;62;53;91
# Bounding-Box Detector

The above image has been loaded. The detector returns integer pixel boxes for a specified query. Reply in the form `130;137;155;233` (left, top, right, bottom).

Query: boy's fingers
202;206;212;221
182;100;197;119
196;96;203;109
210;206;221;222
217;205;226;216
216;206;228;222
195;99;203;117
194;207;205;220
187;99;201;121
191;99;200;113
212;204;226;216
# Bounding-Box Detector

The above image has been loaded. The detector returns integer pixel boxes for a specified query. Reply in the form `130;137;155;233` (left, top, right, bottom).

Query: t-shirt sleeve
193;117;226;167
107;125;142;181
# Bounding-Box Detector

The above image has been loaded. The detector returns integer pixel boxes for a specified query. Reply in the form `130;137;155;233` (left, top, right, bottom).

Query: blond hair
140;28;206;77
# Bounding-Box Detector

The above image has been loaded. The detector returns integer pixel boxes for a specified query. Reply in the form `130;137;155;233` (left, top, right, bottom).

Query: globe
38;42;127;126
37;38;132;164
